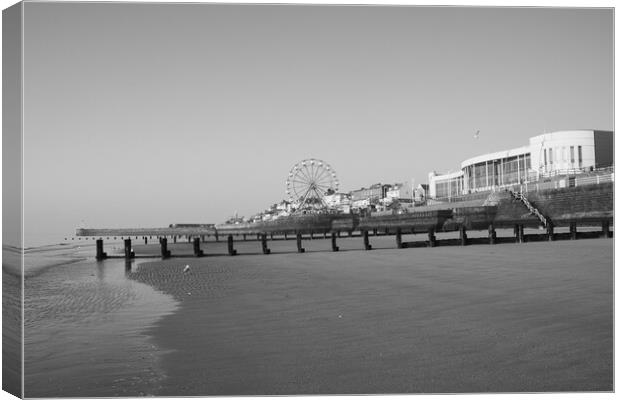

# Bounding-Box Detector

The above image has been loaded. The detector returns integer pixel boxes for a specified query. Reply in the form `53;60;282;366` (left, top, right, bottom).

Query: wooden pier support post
96;239;107;260
427;228;436;247
337;231;341;238
160;238;171;258
373;228;378;236
270;233;274;240
144;237;148;245
488;224;496;245
243;234;247;241
602;220;611;238
570;222;577;240
459;225;468;246
227;235;237;255
173;235;177;243
193;238;204;257
324;232;327;239
513;225;518;242
261;234;271;254
363;230;372;250
296;233;305;253
331;232;339;251
310;231;314;240
348;230;353;237
514;224;525;243
284;232;288;240
124;239;134;259
227;235;237;256
395;228;403;249
547;222;555;241
215;232;219;242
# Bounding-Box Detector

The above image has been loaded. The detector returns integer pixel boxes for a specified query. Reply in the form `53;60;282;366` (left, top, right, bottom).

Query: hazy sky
20;2;612;243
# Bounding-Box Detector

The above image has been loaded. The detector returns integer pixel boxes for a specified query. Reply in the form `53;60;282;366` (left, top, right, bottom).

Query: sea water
22;243;178;397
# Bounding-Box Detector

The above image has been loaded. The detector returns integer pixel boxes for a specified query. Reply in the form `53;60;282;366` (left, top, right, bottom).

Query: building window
570;146;575;164
524;154;531;180
525;154;531;169
474;163;486;189
501;156;520;185
544;149;547;166
578;146;583;168
549;148;553;166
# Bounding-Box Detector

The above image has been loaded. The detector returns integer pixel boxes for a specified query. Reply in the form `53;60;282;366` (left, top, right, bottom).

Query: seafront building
385;182;414;203
350;184;390;205
428;130;614;200
237;129;613;221
414;184;429;203
324;193;352;212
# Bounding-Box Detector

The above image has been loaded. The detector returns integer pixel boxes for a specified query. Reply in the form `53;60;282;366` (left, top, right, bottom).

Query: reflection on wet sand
24;247;178;398
3;244;22;397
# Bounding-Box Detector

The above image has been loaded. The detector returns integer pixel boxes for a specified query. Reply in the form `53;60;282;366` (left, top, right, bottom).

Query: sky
13;1;614;245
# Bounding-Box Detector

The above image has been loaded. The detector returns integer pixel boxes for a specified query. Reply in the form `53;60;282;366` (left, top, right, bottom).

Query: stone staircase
508;189;549;228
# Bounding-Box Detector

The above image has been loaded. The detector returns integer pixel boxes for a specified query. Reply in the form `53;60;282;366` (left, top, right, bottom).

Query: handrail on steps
508;189;548;228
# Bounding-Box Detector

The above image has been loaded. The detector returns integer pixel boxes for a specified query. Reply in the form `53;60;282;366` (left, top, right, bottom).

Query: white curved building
428;130;613;200
529;130;613;174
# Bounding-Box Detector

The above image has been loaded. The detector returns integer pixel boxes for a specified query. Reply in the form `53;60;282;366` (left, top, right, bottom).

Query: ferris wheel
286;159;339;212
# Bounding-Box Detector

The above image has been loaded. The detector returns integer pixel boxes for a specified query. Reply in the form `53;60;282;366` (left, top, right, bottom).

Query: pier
86;221;612;260
77;183;613;260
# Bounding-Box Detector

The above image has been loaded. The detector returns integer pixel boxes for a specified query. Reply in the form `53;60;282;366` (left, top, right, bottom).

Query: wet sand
23;249;178;398
3;245;22;397
129;236;613;395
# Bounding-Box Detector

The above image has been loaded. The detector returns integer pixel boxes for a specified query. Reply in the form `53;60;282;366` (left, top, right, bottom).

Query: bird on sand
183;265;191;273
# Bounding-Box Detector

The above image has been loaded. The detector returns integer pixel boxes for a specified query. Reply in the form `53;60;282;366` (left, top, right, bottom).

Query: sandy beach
23;245;179;398
127;235;613;395
3;246;22;397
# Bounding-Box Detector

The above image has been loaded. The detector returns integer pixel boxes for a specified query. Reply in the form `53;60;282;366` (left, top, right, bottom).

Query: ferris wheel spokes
285;158;339;213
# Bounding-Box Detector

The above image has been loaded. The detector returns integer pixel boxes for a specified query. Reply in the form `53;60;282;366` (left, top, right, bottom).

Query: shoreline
129;236;613;395
23;254;179;397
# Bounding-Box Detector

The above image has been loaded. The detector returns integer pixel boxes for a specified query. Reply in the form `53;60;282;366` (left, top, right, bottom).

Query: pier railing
75;227;217;237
